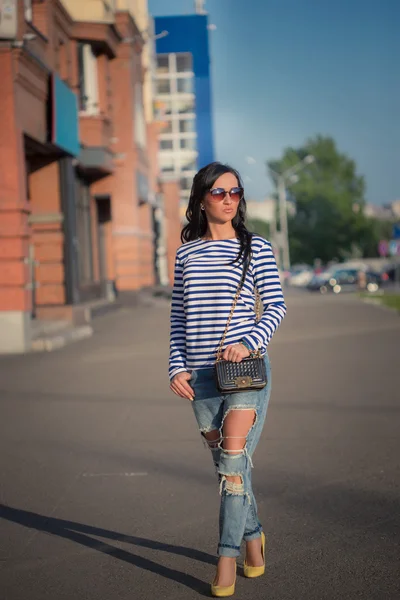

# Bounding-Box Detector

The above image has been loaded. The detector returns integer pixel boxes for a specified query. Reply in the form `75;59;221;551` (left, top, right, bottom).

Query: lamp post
269;155;315;272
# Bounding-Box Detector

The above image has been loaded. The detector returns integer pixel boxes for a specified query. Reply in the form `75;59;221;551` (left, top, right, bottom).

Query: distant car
286;265;314;287
307;269;335;293
381;264;398;283
307;268;381;294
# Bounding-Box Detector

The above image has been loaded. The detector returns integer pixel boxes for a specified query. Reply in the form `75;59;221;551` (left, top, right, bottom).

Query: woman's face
202;172;242;224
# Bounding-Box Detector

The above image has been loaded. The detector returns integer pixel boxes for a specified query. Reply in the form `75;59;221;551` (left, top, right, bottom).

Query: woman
169;162;286;597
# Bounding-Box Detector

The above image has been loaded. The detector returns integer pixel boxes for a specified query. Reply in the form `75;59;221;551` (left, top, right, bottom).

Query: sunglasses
209;187;244;202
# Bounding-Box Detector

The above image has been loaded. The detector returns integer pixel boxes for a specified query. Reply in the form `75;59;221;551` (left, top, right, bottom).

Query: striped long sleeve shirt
169;235;287;381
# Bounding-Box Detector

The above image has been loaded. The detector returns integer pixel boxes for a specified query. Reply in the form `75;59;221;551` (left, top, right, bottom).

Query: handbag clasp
234;376;253;388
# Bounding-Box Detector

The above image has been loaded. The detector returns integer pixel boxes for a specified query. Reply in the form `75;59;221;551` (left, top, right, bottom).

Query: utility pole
268;154;315;273
277;175;290;271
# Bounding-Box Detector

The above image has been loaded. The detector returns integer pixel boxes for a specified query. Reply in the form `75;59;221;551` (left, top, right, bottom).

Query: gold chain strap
216;252;263;362
255;288;262;321
216;279;262;362
216;283;243;362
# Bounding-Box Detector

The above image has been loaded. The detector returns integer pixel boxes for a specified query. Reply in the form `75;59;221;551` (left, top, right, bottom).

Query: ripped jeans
189;355;271;558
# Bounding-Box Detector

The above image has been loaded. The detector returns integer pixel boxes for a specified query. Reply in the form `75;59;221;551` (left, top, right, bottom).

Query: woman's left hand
222;343;250;363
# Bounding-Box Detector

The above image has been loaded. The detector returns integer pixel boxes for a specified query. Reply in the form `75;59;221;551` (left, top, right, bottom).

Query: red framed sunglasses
209;187;244;202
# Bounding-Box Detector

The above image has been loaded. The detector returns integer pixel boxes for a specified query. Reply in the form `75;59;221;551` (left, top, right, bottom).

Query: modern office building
154;11;215;209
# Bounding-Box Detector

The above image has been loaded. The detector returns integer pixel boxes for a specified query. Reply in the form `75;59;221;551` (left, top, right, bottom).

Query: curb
360;297;399;316
31;325;93;352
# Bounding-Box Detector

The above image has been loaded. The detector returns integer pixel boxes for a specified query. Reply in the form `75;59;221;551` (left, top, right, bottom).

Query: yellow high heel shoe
243;531;266;578
211;563;237;597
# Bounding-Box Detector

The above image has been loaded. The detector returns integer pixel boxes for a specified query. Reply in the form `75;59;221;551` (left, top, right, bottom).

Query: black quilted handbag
214;262;268;394
215;356;267;394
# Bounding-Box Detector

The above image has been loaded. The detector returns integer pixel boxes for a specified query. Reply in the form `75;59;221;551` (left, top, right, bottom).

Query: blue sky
149;0;399;205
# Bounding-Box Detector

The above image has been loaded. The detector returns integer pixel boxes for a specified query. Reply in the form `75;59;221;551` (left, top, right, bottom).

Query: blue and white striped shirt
169;235;286;380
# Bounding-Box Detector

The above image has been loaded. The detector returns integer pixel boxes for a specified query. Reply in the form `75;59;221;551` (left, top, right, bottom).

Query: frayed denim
190;355;271;557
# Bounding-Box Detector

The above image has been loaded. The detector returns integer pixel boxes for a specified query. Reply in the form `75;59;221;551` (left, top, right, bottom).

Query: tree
268;135;375;265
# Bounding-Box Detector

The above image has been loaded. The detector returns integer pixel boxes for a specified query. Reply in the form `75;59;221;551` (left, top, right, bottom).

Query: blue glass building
154;14;215;205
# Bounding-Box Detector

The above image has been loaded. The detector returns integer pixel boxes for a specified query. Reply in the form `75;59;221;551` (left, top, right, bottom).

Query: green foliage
268;135;391;264
359;292;400;313
247;218;270;240
379;294;400;312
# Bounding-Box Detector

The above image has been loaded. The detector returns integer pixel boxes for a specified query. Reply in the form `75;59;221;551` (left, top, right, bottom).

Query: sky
148;0;400;205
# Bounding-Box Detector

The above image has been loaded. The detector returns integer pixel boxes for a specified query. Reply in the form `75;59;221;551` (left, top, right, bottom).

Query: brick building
0;0;181;353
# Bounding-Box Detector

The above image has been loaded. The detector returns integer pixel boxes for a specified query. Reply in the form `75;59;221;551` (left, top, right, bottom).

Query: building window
181;158;197;172
77;44;85;109
77;43;99;115
163;99;173;115
179;119;196;133
177;77;194;94
176;53;193;73
154;99;173;132
180;138;197;150
157;55;170;74
176;97;195;114
160;139;173;150
160;155;175;173
156;52;198;192
156;79;171;94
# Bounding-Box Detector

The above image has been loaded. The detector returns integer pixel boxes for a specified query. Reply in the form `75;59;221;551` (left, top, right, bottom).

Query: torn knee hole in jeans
219;474;251;503
221;406;257;432
220;474;243;493
225;479;244;495
201;429;221;450
219;407;258;466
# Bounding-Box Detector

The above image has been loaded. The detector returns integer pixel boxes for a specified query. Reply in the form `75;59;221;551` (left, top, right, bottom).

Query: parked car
285;264;314;287
307;269;335;293
307;267;381;294
381;263;399;284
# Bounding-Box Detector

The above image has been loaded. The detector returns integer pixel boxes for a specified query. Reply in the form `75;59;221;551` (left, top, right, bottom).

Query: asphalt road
0;291;399;600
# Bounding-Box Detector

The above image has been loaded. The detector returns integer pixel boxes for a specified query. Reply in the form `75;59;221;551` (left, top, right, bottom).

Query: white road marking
81;472;148;477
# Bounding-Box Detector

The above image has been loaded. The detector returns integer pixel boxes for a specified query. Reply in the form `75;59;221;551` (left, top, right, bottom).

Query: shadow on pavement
0;504;214;596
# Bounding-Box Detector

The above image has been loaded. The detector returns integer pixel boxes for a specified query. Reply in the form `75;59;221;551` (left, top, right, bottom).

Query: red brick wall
30;0;75;85
97;12;156;292
138;203;155;288
1;2;159;323
0;50;31;313
80;116;113;148
0;1;75;315
162;181;182;286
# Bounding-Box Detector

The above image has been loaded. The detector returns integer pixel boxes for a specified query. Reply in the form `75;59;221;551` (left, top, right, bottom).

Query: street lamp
268;155;315;272
123;30;169;44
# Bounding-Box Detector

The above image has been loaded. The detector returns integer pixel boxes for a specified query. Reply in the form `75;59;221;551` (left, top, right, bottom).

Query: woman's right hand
170;372;195;401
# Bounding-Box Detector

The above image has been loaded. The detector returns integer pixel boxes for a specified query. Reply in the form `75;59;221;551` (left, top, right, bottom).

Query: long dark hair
181;162;253;266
